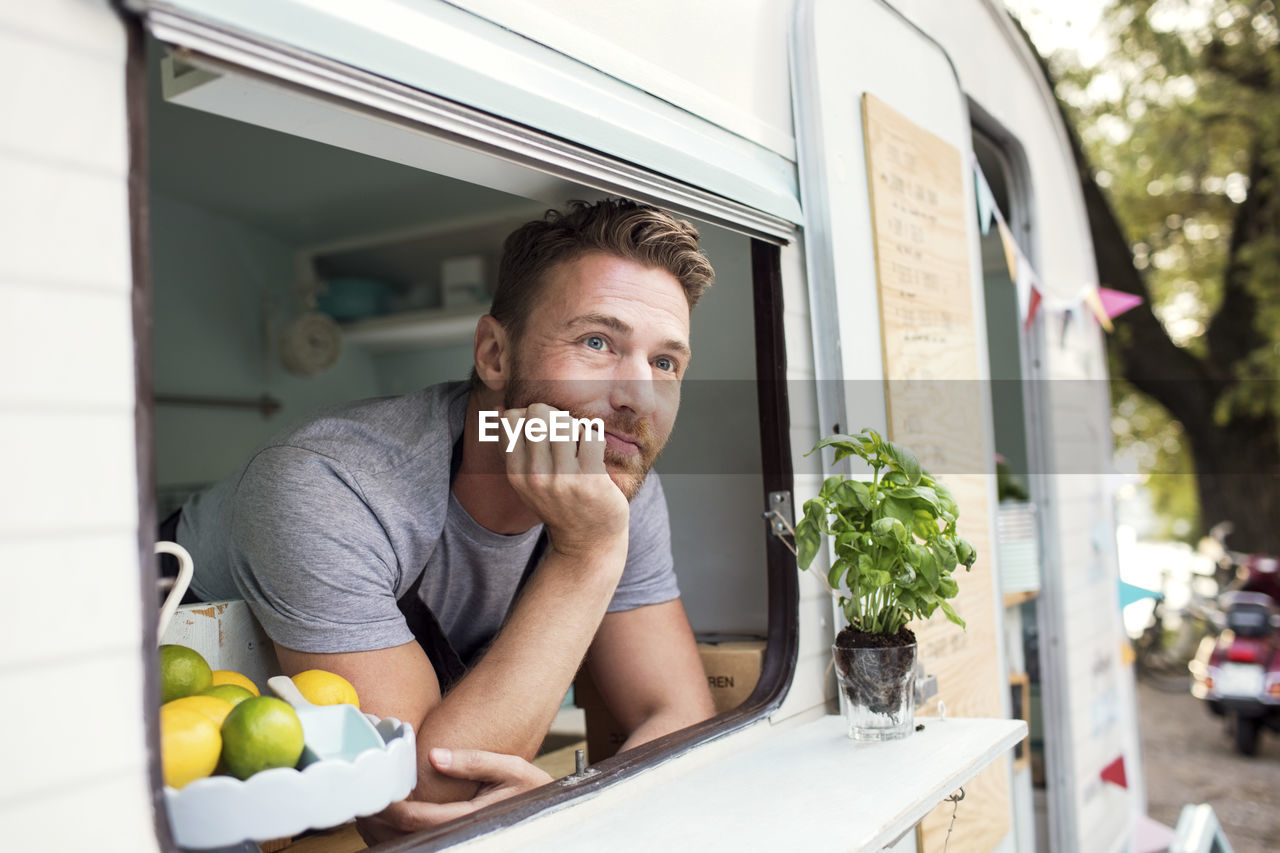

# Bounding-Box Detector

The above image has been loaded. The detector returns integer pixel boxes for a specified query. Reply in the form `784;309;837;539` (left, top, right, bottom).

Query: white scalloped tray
165;716;416;850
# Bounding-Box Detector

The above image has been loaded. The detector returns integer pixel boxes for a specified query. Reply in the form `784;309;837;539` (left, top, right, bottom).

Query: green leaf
956;538;977;568
864;568;891;588
883;471;910;487
938;577;959;598
834;529;860;556
910;485;941;510
913;545;940;590
871;516;907;545
836;479;872;511
932;537;959;572
885;441;922;485
881;496;915;526
820;476;844;499
912;509;940;540
795;517;822;571
828;560;846;591
807;435;866;462
941;600;966;629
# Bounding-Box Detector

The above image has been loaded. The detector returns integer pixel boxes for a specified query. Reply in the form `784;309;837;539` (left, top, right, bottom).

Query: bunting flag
1100;756;1128;790
1097;287;1144;321
1083;287;1115;333
974;163;999;237
1023;286;1042;332
997;219;1019;283
972;160;1136;338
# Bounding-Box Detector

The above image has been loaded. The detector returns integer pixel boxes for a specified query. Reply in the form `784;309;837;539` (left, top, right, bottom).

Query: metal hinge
763;491;797;556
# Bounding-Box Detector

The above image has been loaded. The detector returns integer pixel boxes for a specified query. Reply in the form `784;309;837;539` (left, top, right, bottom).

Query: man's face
503;251;691;500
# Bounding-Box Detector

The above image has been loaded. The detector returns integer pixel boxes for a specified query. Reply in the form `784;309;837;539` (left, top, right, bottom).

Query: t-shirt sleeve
608;471;681;612
226;445;416;654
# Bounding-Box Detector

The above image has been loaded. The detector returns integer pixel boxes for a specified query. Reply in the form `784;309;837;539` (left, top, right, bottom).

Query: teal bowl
318;277;392;321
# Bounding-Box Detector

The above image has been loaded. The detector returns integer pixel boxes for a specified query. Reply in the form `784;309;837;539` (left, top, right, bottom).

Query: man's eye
655;356;676;372
584;335;607;350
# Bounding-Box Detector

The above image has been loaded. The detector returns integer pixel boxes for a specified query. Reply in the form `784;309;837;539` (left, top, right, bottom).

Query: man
174;198;717;836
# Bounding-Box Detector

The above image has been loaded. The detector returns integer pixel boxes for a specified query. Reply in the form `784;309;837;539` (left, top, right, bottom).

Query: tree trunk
1018;16;1280;555
1187;413;1280;555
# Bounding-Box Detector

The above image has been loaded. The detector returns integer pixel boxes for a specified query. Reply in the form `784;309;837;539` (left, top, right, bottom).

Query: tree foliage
1037;0;1280;550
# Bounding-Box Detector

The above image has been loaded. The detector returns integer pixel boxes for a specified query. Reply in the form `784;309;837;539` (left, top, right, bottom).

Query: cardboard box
574;637;765;763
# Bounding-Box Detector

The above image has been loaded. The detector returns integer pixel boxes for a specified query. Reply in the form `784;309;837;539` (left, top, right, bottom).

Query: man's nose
609;353;656;416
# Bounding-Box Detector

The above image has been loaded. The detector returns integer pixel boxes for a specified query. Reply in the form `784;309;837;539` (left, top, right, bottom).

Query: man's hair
489;198;714;346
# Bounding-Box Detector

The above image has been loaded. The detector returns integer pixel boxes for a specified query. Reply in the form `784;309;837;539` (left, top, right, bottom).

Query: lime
210;670;260;696
159;645;213;704
292;669;360;709
160;704;221;789
220;696;305;780
165;695;234;728
200;684;255;707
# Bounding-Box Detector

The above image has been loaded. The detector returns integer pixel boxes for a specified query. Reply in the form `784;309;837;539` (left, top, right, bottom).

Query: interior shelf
339;305;487;351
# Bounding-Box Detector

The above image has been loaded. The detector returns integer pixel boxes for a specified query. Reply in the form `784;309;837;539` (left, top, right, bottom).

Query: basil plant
796;429;977;636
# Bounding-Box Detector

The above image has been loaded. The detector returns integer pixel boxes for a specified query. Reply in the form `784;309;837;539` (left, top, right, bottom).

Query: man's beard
503;372;666;501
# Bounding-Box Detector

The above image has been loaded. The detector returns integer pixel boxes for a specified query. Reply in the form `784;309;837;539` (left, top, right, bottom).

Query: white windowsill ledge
469;715;1026;853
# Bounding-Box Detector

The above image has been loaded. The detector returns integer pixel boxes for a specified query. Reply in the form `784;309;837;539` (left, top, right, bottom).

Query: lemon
200;684;255;707
165;695;235;728
292;669;360;709
220;697;305;780
160;704;221;789
210;670;260;696
159;645;213;704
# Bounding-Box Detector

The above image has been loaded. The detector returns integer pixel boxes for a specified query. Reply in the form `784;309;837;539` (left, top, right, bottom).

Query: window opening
142;34;795;849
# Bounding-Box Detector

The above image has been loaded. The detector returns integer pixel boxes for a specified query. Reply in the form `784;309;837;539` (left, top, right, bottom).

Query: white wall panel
0;26;128;170
0;160;131;290
0;284;135;409
0;1;154;850
0;533;142;669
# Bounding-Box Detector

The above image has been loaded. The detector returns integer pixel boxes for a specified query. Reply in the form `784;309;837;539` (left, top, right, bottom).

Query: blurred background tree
1027;0;1280;552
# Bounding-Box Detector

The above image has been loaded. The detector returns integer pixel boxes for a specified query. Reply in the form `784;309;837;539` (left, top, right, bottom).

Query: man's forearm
409;540;626;803
618;704;713;753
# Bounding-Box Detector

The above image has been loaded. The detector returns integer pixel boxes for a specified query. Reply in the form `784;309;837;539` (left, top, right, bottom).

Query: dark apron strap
396;572;468;692
395;434;548;694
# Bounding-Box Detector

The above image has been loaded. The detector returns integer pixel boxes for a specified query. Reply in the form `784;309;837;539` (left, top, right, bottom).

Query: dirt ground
1136;681;1280;853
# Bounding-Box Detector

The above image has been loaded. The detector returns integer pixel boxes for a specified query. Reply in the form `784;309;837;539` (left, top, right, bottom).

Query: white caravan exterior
1;1;1140;851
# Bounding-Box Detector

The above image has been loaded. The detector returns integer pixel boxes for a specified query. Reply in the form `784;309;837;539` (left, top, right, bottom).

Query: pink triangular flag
1097;287;1144;320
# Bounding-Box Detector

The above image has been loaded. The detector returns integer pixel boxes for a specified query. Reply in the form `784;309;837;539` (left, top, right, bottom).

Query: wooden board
160;599;281;691
862;92;1011;853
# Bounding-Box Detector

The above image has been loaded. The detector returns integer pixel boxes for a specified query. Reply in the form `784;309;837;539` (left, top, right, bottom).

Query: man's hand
502;403;629;561
355;747;554;845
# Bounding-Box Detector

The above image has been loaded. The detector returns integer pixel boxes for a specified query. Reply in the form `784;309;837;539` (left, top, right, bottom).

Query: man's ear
473;315;510;391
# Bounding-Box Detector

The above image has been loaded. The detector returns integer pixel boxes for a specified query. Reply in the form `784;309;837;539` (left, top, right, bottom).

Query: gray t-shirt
177;382;679;657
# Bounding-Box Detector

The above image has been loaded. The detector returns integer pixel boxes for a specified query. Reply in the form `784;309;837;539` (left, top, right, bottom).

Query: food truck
2;0;1144;850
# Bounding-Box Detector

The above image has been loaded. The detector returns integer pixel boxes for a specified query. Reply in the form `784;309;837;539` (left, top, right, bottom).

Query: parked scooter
1190;554;1280;755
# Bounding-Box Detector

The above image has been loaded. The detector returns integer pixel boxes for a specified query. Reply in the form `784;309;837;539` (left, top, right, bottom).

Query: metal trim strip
144;6;797;244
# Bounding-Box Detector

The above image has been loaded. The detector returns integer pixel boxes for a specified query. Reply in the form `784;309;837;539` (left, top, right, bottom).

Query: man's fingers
429;747;554;788
547;408;580;471
522;404;556;476
357;797;481;840
577;420;606;473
